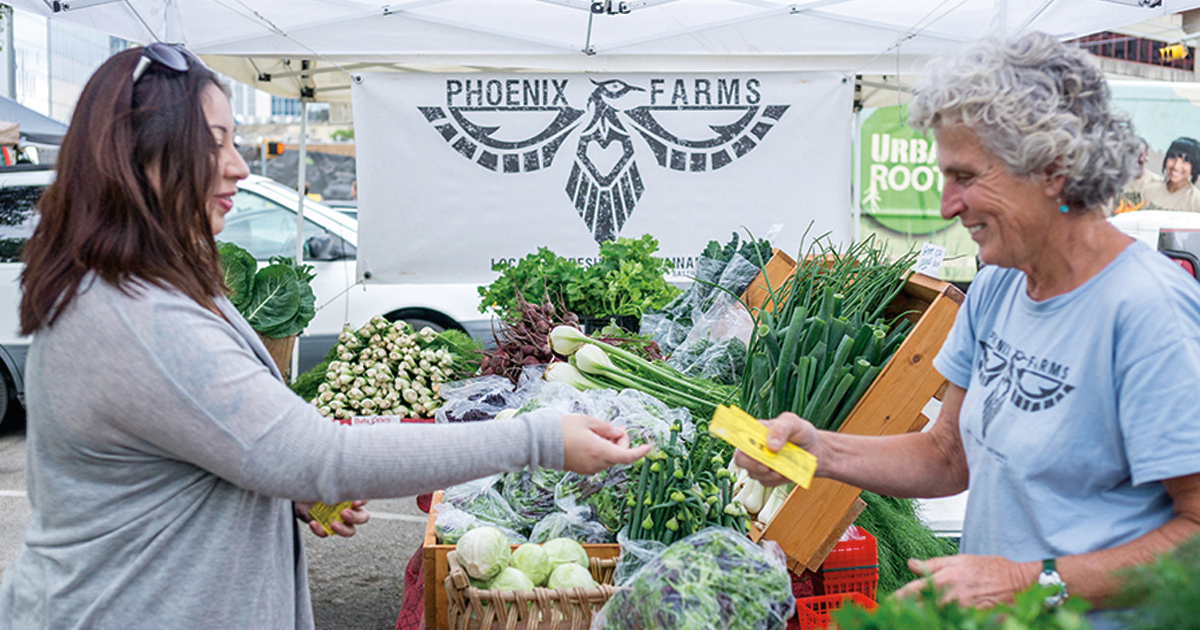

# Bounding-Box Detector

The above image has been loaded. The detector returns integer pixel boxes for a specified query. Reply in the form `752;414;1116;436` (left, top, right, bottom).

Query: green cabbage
542;537;588;571
547;563;596;589
511;543;552;586
487;566;536;592
455;526;512;580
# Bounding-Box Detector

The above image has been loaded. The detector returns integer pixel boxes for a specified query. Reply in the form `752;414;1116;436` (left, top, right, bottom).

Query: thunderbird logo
419;77;789;243
976;339;1075;439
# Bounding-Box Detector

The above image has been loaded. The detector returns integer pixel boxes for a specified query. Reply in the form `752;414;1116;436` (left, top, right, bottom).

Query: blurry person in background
1128;136;1200;212
1115;136;1161;215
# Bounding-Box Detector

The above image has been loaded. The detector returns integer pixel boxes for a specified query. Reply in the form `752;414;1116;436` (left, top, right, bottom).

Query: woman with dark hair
1132;136;1200;212
0;45;649;629
738;33;1200;628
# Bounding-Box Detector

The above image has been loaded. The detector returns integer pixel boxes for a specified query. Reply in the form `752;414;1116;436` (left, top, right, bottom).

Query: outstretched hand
561;414;653;475
733;412;821;486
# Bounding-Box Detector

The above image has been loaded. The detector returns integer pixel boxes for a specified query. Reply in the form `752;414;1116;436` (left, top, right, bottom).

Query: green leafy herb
478;234;680;321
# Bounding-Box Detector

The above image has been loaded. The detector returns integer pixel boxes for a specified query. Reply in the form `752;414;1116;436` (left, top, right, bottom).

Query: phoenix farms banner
352;71;853;284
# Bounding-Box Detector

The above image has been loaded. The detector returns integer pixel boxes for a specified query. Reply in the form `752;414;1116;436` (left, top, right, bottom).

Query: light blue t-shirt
933;241;1200;560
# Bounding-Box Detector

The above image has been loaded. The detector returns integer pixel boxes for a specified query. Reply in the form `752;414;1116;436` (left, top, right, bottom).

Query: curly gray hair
907;32;1140;213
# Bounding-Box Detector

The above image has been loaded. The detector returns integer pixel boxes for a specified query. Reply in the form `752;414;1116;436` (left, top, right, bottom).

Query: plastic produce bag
441;475;528;535
434;375;524;423
516;381;595;417
613;529;667;587
591;527;795;630
553;467;631;539
529;497;611;544
666;292;754;385
499;467;563;532
714;253;764;302
598;389;694;448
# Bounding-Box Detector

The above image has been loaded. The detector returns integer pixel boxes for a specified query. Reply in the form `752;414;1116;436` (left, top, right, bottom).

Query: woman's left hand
295;501;371;538
894;554;1037;608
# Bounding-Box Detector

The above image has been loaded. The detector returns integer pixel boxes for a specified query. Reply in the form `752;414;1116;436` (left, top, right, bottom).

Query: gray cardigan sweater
0;275;563;629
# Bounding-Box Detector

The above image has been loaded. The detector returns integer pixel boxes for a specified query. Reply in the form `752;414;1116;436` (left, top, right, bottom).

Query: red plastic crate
815;526;878;601
795;593;877;630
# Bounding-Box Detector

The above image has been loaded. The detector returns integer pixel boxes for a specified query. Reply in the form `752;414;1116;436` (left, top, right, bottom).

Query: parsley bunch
478;234;680;321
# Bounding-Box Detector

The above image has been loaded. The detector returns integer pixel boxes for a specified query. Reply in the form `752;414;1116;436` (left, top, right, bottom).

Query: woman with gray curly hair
738;32;1200;622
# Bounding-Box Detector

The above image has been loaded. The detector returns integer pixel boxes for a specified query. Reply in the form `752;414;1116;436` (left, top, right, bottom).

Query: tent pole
3;6;14;99
852;106;862;244
293;99;308;383
296;101;308;268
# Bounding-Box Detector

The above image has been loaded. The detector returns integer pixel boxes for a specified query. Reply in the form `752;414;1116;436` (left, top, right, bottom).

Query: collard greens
217;241;316;339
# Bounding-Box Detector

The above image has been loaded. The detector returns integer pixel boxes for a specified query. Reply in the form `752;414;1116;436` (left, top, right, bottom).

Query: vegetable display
308;315;481;421
478;233;680;321
593;527;795;630
218;240;316;339
433;229;980;630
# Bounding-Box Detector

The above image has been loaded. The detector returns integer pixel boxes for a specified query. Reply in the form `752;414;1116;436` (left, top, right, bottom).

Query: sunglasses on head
131;42;199;85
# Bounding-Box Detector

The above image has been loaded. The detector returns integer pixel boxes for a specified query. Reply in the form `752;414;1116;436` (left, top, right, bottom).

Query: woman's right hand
733;412;821;486
561;414;653;475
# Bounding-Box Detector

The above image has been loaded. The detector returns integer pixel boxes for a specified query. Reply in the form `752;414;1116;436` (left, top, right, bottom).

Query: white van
0;171;490;425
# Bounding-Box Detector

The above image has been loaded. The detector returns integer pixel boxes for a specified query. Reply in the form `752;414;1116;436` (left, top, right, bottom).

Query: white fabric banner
352;71;853;284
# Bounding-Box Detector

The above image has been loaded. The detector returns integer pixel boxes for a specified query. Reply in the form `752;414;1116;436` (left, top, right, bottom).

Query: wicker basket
444;550;618;630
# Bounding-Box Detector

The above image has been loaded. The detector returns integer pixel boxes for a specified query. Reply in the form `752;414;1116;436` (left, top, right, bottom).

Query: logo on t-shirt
977;335;1075;437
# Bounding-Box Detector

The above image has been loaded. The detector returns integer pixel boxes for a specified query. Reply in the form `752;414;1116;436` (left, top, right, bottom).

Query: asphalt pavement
0;414;431;630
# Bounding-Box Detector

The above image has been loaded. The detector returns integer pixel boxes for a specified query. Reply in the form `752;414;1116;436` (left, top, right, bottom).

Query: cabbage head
542;537;588;571
547;563;596;589
456;526;512;580
487;566;536;592
511;543;552;586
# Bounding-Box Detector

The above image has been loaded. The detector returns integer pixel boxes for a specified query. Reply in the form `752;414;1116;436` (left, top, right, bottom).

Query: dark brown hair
20;47;228;334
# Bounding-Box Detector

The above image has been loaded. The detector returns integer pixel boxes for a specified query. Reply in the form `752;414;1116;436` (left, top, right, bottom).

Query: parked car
0;170;490;425
1109;209;1200;279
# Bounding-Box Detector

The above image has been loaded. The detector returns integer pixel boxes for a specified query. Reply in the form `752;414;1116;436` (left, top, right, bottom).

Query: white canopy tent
10;1;1200;104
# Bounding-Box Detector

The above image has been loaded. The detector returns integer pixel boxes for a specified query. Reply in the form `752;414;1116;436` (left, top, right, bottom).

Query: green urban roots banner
858;105;978;282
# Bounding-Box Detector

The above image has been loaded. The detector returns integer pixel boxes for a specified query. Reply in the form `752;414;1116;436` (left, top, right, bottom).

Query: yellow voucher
308;501;353;535
709;405;817;488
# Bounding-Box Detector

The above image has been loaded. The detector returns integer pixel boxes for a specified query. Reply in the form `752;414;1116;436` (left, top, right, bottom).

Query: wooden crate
423;491;620;630
748;272;965;573
740;248;797;312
